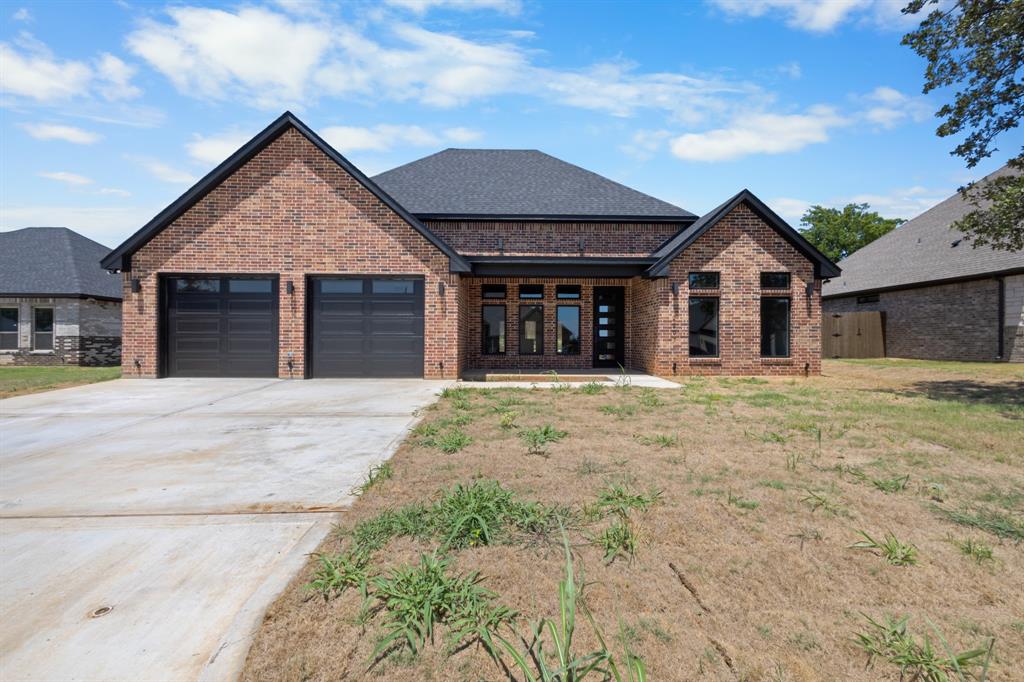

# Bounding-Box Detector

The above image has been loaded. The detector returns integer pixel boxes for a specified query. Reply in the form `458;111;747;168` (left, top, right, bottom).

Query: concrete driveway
0;377;447;681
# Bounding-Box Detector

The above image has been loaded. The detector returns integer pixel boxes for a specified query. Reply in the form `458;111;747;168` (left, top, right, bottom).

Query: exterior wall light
286;281;295;295
438;281;446;296
131;278;141;293
671;282;680;296
805;282;815;299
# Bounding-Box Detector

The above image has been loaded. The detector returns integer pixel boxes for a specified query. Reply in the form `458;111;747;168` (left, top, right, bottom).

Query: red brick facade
118;124;826;379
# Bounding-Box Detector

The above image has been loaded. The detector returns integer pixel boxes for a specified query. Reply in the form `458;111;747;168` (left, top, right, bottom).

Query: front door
593;286;625;368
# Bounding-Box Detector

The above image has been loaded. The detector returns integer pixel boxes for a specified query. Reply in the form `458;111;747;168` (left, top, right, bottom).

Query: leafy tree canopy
902;0;1024;251
800;203;904;262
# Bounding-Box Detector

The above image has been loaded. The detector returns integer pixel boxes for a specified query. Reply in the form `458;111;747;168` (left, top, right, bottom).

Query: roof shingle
0;227;122;300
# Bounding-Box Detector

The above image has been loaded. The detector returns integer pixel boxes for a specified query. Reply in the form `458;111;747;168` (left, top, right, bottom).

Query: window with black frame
482;305;506;354
33;308;54;351
760;272;790;289
482;284;506;299
519;305;544;354
761;297;790;357
556;305;580;354
556;285;580;299
688;297;719;357
0;308;17;350
688;272;720;289
519;284;543;299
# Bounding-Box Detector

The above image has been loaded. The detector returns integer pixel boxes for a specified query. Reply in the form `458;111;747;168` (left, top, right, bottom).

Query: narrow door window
0;308;18;350
761;297;791;357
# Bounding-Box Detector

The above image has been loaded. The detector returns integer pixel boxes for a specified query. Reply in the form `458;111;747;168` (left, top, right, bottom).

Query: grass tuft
850;530;918;566
854;613;994;681
519;424;568;456
933;506;1024;541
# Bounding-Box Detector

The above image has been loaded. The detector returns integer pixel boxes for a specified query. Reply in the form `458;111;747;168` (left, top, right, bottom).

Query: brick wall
426;220;678;256
823;277;1013;362
0;296;121;367
121;127;459;379
653;203;822;376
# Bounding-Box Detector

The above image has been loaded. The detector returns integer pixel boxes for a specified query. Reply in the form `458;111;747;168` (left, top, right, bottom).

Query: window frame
518;304;544;355
556;284;581;300
760;272;791;289
760;296;791;358
32;306;54;352
0;307;18;351
688;296;720;358
856;294;880;304
481;304;507;355
482;283;507;299
519;284;544;300
688;272;720;290
556;304;581;355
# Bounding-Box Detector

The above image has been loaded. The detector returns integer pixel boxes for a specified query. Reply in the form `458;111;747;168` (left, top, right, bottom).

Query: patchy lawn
243;359;1023;682
0;365;121;398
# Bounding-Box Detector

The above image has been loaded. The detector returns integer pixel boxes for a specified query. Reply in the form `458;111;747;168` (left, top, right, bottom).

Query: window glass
519;284;544;299
760;272;791;289
0;308;17;350
33;308;54;351
556;306;580;354
688;272;720;289
372;279;415;294
856;294;879;304
556;285;581;299
176;278;220;293
688;297;719;357
229;279;273;293
482;284;506;299
320;279;363;294
519;305;544;354
761;297;790;357
482;305;506;354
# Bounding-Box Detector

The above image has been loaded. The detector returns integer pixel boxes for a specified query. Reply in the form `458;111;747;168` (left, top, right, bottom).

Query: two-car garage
161;275;425;378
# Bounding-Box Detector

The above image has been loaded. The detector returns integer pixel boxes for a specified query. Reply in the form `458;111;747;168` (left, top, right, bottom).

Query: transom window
761;297;791;357
556;285;581;299
688;272;720;289
519;284;544;299
688;297;719;357
556;305;580;354
175;278;220;293
0;308;17;350
33;307;54;351
482;305;506;354
760;272;791;289
482;284;506;299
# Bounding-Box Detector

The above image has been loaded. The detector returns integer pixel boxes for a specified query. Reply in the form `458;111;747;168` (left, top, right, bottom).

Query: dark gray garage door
309;277;424;378
163;276;279;377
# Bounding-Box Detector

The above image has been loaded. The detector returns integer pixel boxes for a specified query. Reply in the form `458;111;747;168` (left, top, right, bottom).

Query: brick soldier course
103;112;841;379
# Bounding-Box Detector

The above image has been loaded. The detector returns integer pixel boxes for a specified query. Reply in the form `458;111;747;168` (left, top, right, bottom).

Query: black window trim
556;304;581;355
0;307;18;351
556;284;581;299
760;271;791;289
482;283;507;299
518;303;544;355
688;271;720;290
519;284;544;299
760;296;791;358
32;306;55;352
481;304;507;355
688;296;720;358
856;294;880;304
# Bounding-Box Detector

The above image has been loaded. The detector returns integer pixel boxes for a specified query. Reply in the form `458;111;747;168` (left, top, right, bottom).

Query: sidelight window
556;306;580;354
519;305;544;354
482;305;506;354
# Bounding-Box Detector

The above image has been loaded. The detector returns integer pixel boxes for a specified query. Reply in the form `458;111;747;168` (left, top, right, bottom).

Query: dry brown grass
242;359;1024;681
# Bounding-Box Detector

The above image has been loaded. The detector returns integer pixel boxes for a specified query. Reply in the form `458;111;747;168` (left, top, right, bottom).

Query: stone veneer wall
0;296;121;366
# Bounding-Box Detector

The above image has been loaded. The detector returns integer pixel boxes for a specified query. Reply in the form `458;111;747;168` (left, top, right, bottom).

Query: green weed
933;506;1024;541
854;614;994;681
520;424;568;455
578;381;606;395
850;530;918;566
596;519;638;564
952;537;995;564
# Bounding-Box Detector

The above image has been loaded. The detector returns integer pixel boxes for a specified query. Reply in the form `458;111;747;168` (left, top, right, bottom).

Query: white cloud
321;124;440;152
98;187;132;197
12;7;31;21
769;197;812;221
670;105;848;162
709;0;868;32
0;39;141;103
846;185;946;219
620;129;672;160
859;86;930;129
0;204;160;247
384;0;522;14
443;126;483;143
185;129;256;164
126;7;333;109
21;123;101;144
38;171;93;186
131;158;196;185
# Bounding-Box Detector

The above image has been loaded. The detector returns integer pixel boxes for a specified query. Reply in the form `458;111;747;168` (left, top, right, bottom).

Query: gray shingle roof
0;227;122;300
822;165;1024;298
373;149;695;219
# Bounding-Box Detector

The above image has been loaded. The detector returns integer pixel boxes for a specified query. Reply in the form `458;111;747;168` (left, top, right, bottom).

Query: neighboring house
100;112;839;380
0;227;122;366
822;165;1024;363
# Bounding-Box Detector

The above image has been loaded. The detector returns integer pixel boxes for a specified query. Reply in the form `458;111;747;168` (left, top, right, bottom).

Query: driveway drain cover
89;606;113;618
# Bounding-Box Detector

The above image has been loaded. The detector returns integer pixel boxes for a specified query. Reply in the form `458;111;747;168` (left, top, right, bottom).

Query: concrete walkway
0;378;447;681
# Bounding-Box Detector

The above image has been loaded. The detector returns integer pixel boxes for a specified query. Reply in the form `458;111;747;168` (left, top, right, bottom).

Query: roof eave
418;213;697;224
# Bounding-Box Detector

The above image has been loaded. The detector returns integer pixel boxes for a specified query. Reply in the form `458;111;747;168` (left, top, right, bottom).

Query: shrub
854;614;993;681
499;410;518;430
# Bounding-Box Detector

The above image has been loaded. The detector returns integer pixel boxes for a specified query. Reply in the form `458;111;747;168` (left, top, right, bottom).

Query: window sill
760;357;793;364
688;357;721;364
29;350;56;355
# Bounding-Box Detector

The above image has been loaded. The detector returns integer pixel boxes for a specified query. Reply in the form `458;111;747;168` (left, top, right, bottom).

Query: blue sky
1;0;1020;248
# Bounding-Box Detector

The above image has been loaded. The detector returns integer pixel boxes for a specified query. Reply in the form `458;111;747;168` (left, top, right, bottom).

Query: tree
902;0;1024;251
799;204;904;262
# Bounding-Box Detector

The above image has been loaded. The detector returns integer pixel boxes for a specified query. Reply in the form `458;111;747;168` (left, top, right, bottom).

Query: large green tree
902;0;1024;251
800;204;904;262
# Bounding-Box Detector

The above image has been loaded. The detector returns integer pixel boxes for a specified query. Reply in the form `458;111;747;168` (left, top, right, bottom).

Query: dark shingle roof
373;149;695;220
0;227;121;300
822;165;1024;298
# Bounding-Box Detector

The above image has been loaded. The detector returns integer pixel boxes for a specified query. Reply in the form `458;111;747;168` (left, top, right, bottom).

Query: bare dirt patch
242;360;1023;681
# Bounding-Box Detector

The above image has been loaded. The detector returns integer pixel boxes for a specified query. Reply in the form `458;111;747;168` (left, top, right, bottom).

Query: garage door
163;276;279;377
309;277;424;378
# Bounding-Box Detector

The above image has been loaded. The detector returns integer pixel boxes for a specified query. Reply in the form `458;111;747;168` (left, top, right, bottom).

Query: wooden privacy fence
822;311;885;358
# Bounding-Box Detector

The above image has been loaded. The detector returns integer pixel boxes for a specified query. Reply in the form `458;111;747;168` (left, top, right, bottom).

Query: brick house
1;227;122;366
101;112;839;380
823;165;1024;362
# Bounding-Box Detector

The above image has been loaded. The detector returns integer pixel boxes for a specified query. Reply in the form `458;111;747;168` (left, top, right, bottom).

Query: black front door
593;286;625;368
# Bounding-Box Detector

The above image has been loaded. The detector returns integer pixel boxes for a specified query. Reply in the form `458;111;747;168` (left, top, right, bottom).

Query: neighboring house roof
101;112;471;273
822;165;1024;299
647;190;842;279
373;149;696;221
0;227;122;300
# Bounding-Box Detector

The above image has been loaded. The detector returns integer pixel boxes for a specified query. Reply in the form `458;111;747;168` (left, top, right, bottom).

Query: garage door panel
164;276;278;378
310;277;424;378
